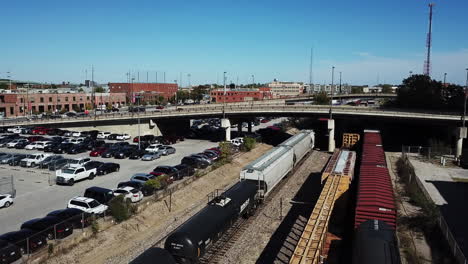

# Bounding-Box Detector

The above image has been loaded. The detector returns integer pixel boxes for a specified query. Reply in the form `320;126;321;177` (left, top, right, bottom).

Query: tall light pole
329;66;335;119
443;73;447;86
251;75;255;88
223;72;227;119
187;74;191;88
463;68;468;128
174;80;178;104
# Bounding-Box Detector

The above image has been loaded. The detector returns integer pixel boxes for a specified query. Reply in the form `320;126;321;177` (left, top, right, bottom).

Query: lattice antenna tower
423;3;434;76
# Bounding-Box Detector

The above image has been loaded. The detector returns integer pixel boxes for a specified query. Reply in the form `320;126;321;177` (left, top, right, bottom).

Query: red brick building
108;83;178;102
210;88;272;103
0;92;126;117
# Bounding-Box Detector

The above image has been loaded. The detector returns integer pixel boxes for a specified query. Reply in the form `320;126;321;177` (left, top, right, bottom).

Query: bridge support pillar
456;127;467;158
221;118;231;141
238;123;243;133
248;122;252;133
328;119;336;152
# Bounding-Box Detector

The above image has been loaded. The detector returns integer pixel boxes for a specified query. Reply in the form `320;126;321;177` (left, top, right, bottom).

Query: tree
0;83;8;90
191;85;209;101
314;91;330;105
94;86;105;93
351;86;364;94
380;84;393;93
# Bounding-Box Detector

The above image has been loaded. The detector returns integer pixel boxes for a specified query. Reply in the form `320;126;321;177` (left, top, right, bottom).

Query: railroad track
199;150;317;264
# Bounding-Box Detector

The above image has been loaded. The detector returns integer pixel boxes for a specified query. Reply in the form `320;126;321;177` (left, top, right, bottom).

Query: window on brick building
40;97;44;103
65;97;69;102
49;97;52;102
20;98;24;103
73;97;76;101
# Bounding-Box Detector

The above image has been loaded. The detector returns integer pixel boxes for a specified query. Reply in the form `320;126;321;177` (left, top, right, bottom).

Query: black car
48;158;71;171
129;149;147;159
153;166;181;180
107;134;119;140
101;148;120;158
84;187;114;205
50;136;65;143
52;143;74;154
44;142;60;152
97;163;120;175
113;148;134;159
0;229;47;255
46;208;92;229
66;144;87;154
21;217;73;240
8;154;27;166
86;140;105;151
181;156;209;169
174;164;195;177
0;239;22;263
117;181;154;196
38;155;64;169
14;140;29;149
86;161;104;169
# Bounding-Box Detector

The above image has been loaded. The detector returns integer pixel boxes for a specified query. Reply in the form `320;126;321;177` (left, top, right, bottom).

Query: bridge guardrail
0;103;464;127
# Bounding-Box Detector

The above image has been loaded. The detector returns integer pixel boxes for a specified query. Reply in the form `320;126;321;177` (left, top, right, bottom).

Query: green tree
242;137;256;151
397;75;444;110
314;91;330;105
380;84;393;93
108;195;134;222
351;86;364;94
94;86;105;93
191;85;209;101
0;83;8;90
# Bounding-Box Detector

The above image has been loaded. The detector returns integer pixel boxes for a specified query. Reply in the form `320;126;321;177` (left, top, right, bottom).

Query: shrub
145;178;162;190
219;141;233;162
108;195;133;223
91;220;99;235
243;137;256;152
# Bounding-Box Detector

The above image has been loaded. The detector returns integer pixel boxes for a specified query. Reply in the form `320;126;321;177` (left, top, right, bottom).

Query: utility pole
223;72;227;119
339;72;342;104
188;73;191;87
92;66;96;119
464;68;468;128
309;47;314;94
443;73;447;86
163;72;166;83
329;66;335;119
251;75;255;88
423;3;434;77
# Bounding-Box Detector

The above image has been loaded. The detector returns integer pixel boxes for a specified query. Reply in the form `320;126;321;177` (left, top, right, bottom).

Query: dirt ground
45;143;272;264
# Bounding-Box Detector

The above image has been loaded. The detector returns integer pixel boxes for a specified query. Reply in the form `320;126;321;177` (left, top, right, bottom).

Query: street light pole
251;75;255;88
223;72;227;119
463;68;468;128
443;73;447;86
329;66;335;120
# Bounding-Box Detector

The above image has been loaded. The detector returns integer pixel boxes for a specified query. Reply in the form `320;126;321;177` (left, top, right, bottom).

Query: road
0;139;218;234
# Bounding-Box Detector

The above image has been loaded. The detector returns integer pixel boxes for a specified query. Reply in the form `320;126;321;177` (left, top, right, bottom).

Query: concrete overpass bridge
0;102;464;128
285;93;397;103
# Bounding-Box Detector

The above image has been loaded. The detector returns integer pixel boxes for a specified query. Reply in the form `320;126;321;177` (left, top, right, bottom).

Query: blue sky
1;0;467;86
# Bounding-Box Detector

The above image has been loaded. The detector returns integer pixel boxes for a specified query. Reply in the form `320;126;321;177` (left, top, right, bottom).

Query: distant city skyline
1;0;467;86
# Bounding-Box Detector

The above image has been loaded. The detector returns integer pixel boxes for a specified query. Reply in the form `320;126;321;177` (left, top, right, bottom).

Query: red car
156;105;164;110
89;147;107;157
260;119;270;123
32;127;47;135
27;136;44;142
267;126;281;131
207;147;221;155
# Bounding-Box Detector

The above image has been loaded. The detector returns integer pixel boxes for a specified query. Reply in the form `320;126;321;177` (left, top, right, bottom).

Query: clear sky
1;0;467;86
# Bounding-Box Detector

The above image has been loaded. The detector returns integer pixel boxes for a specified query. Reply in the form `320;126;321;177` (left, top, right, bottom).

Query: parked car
0;194;14;208
67;197;108;215
107;134;119;140
141;152;161;161
20;216;73;240
86;140;105;151
47;208;92;229
129;149;147;159
66;144;87;154
152;166;180;180
56;165;96;186
181;156;209;169
13;140;28;149
145;144;162;153
67;157;91;168
96;163;120;175
38;155;64;169
112;187;143;203
116;134;131;140
0;229;47;254
158;146;176;156
130;173;156;184
133;135;155;143
8;154;27;166
20;153;51;167
202;150;219;161
191;154;213;164
117;181;154;196
90;147;107;157
96;132;111;139
0;239;22;263
25;141;49;150
52;143;74;154
174;164;195;177
6;139;27;148
48;158;71;171
101;147;121;158
85;161;104;170
83;187;114;205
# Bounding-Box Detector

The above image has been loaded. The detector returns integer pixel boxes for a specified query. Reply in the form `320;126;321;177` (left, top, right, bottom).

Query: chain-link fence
400;149;467;264
402;145;457;164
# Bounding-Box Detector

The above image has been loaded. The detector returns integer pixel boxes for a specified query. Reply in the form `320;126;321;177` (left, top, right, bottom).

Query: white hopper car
240;130;315;197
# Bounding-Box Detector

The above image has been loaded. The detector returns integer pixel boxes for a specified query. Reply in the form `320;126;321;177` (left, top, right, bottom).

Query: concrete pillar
456;127;467;158
238;123;243;133
248;122;252;133
221;118;231;141
328;119;336;152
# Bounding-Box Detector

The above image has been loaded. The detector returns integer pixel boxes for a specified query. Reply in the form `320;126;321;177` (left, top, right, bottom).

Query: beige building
267;81;304;97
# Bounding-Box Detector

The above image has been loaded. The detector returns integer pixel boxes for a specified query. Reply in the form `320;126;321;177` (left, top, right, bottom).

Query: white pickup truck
20;153;51;167
56;165;97;186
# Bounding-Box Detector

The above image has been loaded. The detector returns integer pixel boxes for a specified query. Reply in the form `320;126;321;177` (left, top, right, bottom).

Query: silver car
158;146;176;156
141;152;161;161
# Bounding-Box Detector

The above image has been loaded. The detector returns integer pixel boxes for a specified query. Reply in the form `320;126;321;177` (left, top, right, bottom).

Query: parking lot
0;138;218;234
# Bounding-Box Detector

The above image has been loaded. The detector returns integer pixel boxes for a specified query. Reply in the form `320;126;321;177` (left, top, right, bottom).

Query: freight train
352;130;401;264
132;130;315;264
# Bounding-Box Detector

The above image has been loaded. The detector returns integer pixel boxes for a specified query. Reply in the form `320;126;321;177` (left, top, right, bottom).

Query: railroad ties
289;149;355;264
